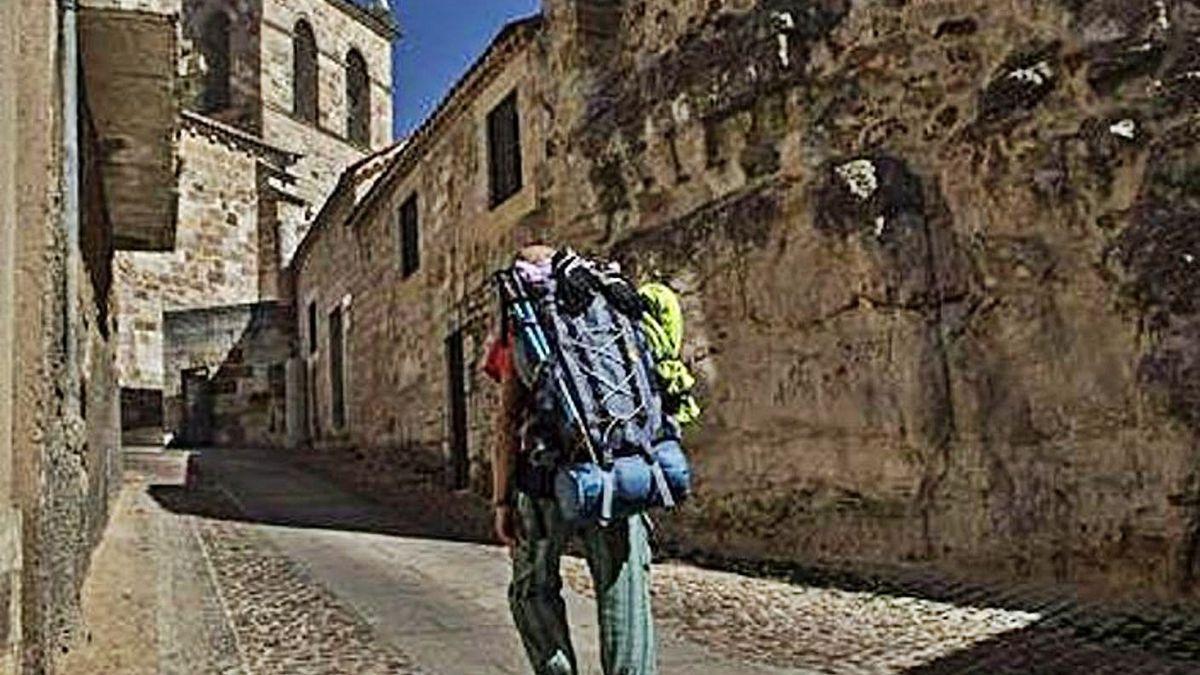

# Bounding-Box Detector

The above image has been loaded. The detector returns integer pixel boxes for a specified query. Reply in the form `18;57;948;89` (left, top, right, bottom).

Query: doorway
180;367;213;447
445;330;469;490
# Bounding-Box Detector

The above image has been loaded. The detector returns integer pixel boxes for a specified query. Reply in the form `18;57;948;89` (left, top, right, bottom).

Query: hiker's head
515;244;555;265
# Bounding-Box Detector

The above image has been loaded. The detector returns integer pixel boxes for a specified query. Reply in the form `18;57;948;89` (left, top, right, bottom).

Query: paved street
65;449;1200;674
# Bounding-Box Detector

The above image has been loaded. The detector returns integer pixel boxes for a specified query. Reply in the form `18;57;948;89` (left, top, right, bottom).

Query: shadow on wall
163;301;294;449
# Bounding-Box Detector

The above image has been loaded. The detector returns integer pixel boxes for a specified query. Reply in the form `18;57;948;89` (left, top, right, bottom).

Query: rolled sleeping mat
650;438;692;505
554;440;692;525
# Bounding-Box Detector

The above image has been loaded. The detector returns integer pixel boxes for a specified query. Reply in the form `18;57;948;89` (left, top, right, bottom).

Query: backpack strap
650;460;675;509
600;470;616;525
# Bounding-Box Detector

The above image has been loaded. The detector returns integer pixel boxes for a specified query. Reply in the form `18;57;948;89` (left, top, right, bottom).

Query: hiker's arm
491;374;521;507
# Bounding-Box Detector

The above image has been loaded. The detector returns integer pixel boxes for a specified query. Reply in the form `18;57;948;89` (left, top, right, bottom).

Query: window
198;12;232;113
399;193;419;278
487;91;523;208
346;49;370;146
329;306;346;430
307;301;317;355
293;20;318;123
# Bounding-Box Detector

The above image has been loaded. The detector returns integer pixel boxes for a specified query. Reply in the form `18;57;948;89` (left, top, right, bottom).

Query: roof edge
348;15;544;227
289;14;544;272
325;0;399;40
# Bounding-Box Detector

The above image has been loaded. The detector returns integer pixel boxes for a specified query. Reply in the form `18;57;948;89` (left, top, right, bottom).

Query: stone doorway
445;330;469;490
180;367;213;447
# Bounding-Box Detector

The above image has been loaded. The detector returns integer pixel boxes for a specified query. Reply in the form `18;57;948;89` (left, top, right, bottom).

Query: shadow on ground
901;620;1199;674
146;448;496;546
664;547;1200;667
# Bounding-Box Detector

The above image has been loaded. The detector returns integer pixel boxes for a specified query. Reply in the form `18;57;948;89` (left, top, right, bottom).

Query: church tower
115;0;396;444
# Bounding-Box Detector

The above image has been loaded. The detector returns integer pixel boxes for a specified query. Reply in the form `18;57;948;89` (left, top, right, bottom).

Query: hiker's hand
494;505;518;548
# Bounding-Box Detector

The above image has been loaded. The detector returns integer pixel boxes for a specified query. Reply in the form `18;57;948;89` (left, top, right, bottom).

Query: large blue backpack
493;249;691;526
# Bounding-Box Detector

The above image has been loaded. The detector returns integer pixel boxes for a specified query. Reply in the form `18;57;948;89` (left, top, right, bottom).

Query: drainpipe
59;0;80;403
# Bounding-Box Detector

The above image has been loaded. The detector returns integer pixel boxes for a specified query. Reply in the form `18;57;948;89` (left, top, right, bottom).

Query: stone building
291;16;546;484
114;0;396;446
1;0;177;671
292;0;1200;600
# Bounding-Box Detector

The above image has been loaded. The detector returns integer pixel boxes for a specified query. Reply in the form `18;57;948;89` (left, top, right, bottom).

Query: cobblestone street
65;450;1200;675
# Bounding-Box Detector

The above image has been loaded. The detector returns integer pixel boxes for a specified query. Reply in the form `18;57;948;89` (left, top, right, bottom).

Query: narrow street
63;450;1200;675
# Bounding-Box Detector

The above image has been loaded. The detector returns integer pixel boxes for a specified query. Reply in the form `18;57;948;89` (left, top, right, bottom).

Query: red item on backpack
483;330;514;383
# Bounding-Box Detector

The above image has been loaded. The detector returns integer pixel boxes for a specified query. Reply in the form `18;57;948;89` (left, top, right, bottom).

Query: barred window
399;193;420;278
293;21;318;123
487;91;523;208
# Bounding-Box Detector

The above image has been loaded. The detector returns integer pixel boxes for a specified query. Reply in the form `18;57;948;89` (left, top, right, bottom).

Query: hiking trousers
508;492;657;675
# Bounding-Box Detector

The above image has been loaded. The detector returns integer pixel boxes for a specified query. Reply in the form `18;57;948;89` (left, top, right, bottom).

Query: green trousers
508;493;657;675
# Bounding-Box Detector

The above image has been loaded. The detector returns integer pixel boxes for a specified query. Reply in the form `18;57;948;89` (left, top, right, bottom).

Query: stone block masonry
289;0;1200;601
259;0;394;267
546;0;1200;599
164;302;294;448
116;126;262;393
113;0;395;443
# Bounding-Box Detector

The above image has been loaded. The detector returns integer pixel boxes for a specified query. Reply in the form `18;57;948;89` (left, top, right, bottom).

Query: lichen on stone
835;159;879;201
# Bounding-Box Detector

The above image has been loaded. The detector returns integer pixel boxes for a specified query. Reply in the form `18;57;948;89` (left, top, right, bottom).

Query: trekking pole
493;270;602;468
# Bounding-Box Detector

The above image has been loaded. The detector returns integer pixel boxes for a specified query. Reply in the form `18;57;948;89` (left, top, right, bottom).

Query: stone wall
3;1;124;671
292;21;546;486
260;0;394;269
536;0;1200;599
0;2;20;670
180;0;266;132
116;125;262;394
164;302;292;448
261;0;393;151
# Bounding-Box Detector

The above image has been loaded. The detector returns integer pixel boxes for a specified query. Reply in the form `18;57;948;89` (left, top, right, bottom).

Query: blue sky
388;1;542;139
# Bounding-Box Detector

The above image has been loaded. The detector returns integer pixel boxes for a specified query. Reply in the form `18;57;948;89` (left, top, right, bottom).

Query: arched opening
293;20;318;123
345;48;370;146
198;12;232;113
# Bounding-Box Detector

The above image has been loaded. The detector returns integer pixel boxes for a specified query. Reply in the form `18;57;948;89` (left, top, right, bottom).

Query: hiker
485;245;695;675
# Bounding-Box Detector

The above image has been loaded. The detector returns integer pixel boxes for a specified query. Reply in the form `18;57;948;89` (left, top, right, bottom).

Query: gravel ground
190;490;424;675
563;558;1200;674
293;447;1200;674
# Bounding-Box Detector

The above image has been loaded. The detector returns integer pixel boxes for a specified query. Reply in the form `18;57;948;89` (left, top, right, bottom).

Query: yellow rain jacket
638;282;701;426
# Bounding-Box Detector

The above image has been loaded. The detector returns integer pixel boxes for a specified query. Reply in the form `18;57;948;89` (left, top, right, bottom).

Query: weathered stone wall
292;25;547;486
116;125;262;395
180;0;265;132
0;3;20;670
293;0;1200;599
3;1;123;671
164;302;292;448
530;0;1200;599
260;0;394;268
261;0;393;150
82;0;180;11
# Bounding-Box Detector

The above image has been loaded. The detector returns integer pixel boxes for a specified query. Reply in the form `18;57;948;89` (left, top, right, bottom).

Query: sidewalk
64;452;420;675
61;466;241;674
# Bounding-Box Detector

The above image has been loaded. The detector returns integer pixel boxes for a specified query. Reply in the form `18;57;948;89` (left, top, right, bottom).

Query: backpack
493;249;692;525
